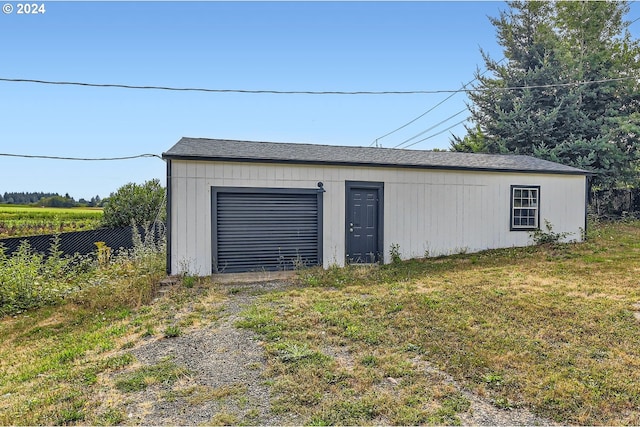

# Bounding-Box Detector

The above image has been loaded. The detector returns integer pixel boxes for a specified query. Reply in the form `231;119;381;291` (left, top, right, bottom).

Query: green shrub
530;219;573;245
101;179;165;228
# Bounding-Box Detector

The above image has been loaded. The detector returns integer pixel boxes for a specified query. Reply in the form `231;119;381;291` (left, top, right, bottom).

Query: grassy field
0;205;102;238
0;220;639;425
241;220;640;425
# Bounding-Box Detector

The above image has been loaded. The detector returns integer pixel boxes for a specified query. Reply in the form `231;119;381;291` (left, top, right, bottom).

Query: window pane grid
511;187;539;229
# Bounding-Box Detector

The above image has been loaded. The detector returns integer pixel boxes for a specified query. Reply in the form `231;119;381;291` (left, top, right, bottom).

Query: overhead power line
0;153;162;161
393;108;468;149
371;58;507;146
0;77;458;95
0;76;636;96
371;91;462;146
402;118;469;150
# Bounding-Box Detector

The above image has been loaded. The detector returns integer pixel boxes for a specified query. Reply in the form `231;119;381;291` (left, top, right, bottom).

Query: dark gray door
212;187;322;273
346;182;383;264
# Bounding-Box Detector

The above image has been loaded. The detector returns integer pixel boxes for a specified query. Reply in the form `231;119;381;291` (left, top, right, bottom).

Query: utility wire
371;58;506;147
0;77;461;95
371;91;461;146
0;76;637;95
0;153;162;161
402;118;470;150
393;108;468;149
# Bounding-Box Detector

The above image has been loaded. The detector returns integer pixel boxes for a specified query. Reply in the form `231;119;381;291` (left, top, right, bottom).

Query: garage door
212;187;323;273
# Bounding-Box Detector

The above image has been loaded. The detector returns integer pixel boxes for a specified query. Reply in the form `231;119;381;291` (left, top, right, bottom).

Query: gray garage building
162;137;590;276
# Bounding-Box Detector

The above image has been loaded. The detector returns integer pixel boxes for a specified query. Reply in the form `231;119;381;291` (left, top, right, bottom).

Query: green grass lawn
0;220;639;425
0;205;102;238
240;220;640;425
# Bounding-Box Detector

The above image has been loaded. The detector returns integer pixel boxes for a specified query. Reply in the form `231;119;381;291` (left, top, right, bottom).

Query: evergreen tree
452;0;640;188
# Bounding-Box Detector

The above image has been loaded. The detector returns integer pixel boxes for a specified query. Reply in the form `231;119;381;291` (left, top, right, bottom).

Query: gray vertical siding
169;160;587;275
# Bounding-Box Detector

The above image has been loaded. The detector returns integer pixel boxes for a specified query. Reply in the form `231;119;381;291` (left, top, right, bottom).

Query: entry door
346;182;383;264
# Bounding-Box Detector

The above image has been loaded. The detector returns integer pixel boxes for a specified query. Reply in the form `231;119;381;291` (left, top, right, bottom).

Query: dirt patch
108;281;298;426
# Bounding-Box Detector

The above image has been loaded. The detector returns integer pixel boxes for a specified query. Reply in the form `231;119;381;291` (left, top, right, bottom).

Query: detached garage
162;137;590;276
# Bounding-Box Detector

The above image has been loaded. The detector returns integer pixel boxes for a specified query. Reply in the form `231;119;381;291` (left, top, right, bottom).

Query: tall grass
0;225;166;316
0;237;93;316
68;224;166;310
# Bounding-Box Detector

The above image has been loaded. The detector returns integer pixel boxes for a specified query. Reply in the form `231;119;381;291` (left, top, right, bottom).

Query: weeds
530;219;573;245
95;407;126;425
0;237;92;316
209;412;239;426
69;226;166;311
275;341;330;366
390;243;402;264
115;357;190;392
0;223;166;316
182;274;197;288
163;325;182;338
308;398;382;425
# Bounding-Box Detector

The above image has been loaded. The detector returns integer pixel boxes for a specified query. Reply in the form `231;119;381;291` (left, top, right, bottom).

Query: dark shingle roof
163;137;591;175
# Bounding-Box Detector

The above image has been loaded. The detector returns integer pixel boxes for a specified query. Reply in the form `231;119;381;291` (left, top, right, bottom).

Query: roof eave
161;153;593;176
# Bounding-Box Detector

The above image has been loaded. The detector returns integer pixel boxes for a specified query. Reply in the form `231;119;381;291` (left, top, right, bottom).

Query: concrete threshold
210;270;298;284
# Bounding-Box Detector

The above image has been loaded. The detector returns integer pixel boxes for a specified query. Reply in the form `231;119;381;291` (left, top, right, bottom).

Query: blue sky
1;1;638;200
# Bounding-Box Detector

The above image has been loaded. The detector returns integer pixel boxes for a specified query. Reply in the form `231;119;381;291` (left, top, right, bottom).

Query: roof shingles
163;137;590;175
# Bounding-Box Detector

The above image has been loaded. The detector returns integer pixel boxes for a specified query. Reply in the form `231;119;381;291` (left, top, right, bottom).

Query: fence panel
590;188;640;219
0;224;165;258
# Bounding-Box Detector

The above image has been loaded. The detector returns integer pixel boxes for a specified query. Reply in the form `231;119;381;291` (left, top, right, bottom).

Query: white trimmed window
511;186;539;230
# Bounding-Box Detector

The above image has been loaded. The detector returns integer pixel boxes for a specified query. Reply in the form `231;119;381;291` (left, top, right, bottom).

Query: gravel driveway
112;280;553;426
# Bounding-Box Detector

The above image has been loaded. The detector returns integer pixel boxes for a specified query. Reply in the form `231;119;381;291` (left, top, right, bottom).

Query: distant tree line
0;192;105;208
0;179;165;227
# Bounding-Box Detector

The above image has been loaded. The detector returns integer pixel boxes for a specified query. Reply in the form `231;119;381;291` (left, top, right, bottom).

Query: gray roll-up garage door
212;187;322;273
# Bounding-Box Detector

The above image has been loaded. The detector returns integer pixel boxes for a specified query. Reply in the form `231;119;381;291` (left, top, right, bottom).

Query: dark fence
0;224;165;258
590;188;640;219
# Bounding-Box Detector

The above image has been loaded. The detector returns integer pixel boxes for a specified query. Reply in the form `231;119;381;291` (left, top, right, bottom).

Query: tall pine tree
452;0;640;188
